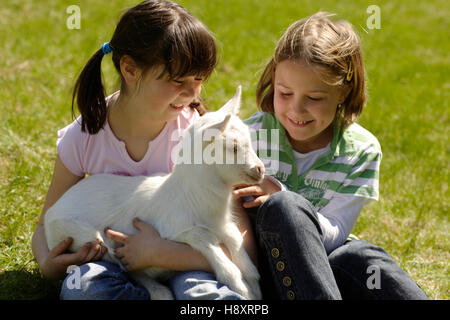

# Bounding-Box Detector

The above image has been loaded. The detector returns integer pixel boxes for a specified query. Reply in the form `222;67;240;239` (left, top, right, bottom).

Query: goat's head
173;86;265;187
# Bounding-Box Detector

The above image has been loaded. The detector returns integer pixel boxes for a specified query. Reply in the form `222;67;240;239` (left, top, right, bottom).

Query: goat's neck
166;164;232;223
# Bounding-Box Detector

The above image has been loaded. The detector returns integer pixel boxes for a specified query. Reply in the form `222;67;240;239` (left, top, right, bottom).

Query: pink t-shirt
57;99;199;177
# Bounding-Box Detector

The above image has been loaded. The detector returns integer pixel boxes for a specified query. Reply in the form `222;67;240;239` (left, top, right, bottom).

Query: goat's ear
219;114;232;133
218;85;241;115
203;113;232;134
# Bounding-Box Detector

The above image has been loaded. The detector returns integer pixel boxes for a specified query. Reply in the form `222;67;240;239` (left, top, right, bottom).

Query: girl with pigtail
32;0;253;300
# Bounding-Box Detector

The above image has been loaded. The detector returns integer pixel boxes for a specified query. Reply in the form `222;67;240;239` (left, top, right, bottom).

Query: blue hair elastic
102;42;112;55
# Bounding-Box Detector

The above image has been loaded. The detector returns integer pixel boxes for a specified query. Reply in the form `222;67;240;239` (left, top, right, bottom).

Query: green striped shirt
244;112;382;212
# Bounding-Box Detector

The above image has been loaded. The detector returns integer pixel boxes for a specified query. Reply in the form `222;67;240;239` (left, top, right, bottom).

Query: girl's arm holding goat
104;198;261;272
32;155;107;280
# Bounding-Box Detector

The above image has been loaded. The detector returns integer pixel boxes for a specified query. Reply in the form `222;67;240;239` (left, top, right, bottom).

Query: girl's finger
92;245;107;261
132;217;146;231
105;228;129;244
84;243;102;262
114;247;124;259
133;218;160;238
243;195;269;208
233;183;251;190
49;237;73;257
66;242;91;264
54;242;90;267
233;186;263;198
117;254;129;270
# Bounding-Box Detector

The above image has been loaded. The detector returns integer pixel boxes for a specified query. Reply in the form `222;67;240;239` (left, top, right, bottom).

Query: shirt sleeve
337;147;382;201
56;118;86;177
317;195;370;254
318;146;381;253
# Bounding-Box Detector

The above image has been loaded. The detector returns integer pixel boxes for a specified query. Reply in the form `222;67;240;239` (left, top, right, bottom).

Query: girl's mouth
288;117;313;128
170;103;185;111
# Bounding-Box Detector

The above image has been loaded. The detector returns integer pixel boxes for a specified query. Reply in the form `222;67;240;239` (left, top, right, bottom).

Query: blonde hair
256;12;366;128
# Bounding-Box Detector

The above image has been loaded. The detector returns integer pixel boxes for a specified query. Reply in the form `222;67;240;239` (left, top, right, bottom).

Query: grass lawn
0;0;448;299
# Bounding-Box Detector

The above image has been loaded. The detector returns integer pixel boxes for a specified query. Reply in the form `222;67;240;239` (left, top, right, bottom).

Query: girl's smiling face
273;59;348;153
137;66;203;121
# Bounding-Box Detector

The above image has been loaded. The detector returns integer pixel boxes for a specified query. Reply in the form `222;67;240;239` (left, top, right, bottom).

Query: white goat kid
45;86;264;300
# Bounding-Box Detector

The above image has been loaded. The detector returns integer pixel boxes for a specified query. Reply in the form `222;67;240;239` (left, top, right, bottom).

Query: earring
337;104;342;109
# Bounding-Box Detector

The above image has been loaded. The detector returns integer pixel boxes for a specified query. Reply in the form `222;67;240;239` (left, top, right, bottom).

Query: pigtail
72;49;108;134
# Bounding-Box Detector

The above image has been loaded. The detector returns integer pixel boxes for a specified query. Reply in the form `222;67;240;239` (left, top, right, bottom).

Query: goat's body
45;87;263;300
46;170;259;299
46;170;231;277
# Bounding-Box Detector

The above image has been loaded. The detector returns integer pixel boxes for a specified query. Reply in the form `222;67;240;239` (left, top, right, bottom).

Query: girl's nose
293;99;308;114
182;82;201;99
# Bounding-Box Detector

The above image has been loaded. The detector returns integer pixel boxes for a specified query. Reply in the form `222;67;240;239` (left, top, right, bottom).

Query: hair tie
102;42;112;55
346;62;353;82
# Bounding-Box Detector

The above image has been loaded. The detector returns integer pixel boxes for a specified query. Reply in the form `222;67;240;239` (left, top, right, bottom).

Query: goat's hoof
245;280;262;300
249;287;262;300
150;287;174;300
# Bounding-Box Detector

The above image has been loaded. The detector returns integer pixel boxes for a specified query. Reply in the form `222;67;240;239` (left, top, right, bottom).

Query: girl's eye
172;78;203;85
308;96;323;101
172;79;184;85
280;92;292;97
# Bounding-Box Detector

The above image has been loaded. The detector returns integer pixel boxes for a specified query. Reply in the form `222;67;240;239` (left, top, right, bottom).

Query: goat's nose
256;164;265;176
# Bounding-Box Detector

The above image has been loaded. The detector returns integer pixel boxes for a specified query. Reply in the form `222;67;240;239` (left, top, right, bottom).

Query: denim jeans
251;191;429;300
60;261;244;300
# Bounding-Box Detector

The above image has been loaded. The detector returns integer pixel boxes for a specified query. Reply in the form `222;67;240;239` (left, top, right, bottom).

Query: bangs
162;17;216;80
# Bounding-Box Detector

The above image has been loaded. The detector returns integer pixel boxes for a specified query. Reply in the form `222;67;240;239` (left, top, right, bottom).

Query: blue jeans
251;191;429;300
60;262;244;300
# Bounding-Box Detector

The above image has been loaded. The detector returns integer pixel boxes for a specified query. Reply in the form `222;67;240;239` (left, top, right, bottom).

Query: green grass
0;0;448;299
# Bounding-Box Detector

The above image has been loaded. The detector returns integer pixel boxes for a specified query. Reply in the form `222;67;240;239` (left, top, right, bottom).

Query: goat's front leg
177;227;251;299
219;222;262;300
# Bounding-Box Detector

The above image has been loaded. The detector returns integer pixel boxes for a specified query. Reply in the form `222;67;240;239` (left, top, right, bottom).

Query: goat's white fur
45;86;264;300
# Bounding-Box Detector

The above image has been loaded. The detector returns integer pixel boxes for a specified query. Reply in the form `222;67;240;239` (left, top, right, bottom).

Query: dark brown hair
256;12;366;129
72;0;217;134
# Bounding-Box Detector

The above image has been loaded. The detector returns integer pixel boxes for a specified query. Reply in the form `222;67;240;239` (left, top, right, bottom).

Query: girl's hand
41;237;106;280
232;176;281;208
105;218;163;271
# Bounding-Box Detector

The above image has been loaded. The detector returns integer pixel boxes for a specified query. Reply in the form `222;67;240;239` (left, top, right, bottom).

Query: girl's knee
256;191;319;234
169;271;245;300
329;240;391;272
60;261;148;300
